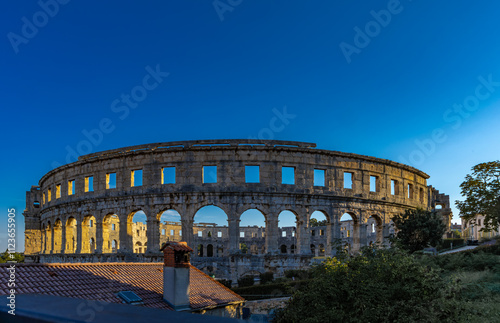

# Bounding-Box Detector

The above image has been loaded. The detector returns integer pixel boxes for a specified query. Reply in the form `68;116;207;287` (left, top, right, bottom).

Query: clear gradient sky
2;1;500;252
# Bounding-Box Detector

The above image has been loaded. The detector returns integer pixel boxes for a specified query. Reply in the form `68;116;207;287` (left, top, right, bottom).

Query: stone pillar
297;218;310;255
119;215;132;253
61;224;66;254
228;218;240;254
50;226;55;254
359;223;368;249
326;222;333;256
95;221;103;253
147;217;161;253
352;220;360;253
265;216;279;254
382;224;391;247
181;218;194;250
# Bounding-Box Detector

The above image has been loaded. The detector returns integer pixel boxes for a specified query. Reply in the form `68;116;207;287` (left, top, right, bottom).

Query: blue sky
2;1;500;252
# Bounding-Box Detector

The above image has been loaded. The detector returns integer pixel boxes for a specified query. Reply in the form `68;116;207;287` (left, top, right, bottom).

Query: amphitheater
23;139;453;281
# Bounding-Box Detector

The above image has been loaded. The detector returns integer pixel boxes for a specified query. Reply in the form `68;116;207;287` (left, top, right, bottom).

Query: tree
309;218;327;227
390;208;446;253
275;249;459;323
455;161;500;231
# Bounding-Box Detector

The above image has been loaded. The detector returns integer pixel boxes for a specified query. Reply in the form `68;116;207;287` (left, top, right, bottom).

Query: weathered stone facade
23;139;452;280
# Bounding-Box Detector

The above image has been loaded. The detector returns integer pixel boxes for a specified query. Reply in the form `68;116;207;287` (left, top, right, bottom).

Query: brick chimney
160;241;193;311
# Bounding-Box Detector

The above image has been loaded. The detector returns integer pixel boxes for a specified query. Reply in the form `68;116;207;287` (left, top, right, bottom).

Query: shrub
259;271;274;284
237;275;255;287
275;249;460;323
284;269;310;280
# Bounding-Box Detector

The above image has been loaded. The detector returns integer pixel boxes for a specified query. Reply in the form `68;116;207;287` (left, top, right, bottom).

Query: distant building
461;215;500;240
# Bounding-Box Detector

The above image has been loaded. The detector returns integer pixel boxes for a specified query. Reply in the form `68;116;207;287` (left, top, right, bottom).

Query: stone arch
366;213;384;245
53;218;63;254
128;210;148;254
65;217;77;253
207;244;214;257
193;205;228;254
158;209;182;249
102;213;120;253
239;208;266;255
280;244;287;254
81;215;96;254
192;203;230;221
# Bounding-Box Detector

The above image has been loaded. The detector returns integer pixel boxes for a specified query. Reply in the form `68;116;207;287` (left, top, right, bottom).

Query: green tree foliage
456;161;500;230
0;249;24;263
259;271;274;284
275;249;459;323
309;218;327;227
237;275;255;287
390;208;446;253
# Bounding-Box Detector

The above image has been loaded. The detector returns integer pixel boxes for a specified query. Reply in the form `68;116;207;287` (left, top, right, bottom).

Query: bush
284;269;310;280
275;249;460;323
259;271;274;284
237;275;255;287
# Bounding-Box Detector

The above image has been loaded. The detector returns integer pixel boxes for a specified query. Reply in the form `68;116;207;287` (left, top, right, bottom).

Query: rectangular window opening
344;172;353;189
106;173;116;189
131;169;143;187
314;169;325;187
391;180;398;195
42;192;46;204
245;165;260;183
68;180;75;196
202;166;217;183
282;231;287;237
218;231;222;238
408;183;414;199
48;189;52;202
370;176;378;192
56;184;61;199
85;176;94;192
198;231;203;237
282;166;295;185
240;231;245;238
161;167;176;184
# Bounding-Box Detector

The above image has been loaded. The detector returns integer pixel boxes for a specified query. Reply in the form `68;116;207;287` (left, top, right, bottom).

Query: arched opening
318;243;325;256
367;214;383;245
340;213;356;252
193;205;227;256
65;217;77;253
280;244;288;254
158;209;182;248
135;241;143;253
207;244;214;257
310;244;315;255
103;213;119;253
53;219;62;253
239;209;266;255
130;211;147;254
309;210;328;255
291;244;296;254
82;215;96;253
217;245;224;257
112;239;118;252
435;204;443;210
278;210;297;254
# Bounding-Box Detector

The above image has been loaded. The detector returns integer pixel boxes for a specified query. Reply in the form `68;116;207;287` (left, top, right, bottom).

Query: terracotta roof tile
0;263;243;311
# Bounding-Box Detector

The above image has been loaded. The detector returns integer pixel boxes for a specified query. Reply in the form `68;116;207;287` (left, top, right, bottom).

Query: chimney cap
160;241;193;253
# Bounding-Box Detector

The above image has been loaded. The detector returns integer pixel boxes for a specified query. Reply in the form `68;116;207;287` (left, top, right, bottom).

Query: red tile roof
0;263;243;310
